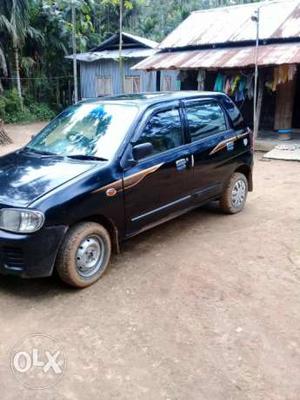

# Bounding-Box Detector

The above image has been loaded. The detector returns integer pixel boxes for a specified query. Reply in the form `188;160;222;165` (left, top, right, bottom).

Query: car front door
183;99;235;202
122;102;194;236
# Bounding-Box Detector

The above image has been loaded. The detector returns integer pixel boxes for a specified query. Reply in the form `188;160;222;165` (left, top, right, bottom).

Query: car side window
135;108;183;156
221;96;246;131
185;101;227;142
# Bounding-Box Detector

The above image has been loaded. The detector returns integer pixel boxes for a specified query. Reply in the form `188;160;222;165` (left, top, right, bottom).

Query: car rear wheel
220;172;248;214
56;222;111;288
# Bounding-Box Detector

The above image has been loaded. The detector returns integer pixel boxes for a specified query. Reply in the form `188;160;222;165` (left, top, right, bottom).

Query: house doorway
180;71;198;90
292;66;300;130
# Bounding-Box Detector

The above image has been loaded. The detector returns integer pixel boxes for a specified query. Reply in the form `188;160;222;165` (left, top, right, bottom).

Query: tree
130;0;262;41
0;0;43;108
0;0;263;123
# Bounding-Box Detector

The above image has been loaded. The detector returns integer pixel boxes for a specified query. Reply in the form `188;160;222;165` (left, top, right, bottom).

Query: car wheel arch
68;215;120;254
234;164;253;192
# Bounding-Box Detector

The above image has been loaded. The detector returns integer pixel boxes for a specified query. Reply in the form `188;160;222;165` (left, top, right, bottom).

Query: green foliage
4;109;35;124
0;96;6;120
130;0;262;41
27;102;56;121
2;89;22;114
0;89;55;123
0;0;264;125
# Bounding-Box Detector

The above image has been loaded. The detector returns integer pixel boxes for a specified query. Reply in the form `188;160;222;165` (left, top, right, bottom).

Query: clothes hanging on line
214;73;226;92
197;70;206;91
235;77;246;102
271;64;297;91
177;71;189;82
225;78;231;95
246;74;254;99
288;64;297;81
213;72;254;101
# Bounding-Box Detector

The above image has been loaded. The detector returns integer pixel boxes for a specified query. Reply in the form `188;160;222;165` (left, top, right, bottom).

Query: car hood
0;150;99;207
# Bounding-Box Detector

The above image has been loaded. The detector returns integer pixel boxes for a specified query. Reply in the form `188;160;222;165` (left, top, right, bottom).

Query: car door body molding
93;163;164;196
123;163;164;191
209;131;249;155
131;194;191;222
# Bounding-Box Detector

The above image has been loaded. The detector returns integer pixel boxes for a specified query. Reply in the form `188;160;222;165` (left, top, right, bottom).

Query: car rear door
182;98;236;202
123;102;194;236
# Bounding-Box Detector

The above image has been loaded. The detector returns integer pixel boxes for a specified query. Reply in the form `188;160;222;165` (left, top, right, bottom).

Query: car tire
220;172;248;214
56;222;111;288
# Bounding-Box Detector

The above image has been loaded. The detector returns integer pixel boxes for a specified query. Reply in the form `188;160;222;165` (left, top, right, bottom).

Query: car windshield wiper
24;147;57;156
66;154;108;161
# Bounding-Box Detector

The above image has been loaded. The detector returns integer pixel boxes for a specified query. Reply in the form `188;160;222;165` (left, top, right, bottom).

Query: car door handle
176;158;187;171
176;155;194;171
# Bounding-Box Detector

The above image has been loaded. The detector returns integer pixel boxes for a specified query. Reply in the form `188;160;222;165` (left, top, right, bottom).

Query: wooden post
72;2;78;103
119;0;124;94
274;72;296;130
254;78;263;138
56;78;60;107
252;8;260;139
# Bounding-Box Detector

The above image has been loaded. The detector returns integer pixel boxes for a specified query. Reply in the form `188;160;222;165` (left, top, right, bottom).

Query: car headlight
0;208;45;233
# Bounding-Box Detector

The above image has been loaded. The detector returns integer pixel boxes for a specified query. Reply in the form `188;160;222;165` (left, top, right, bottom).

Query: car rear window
185;101;227;142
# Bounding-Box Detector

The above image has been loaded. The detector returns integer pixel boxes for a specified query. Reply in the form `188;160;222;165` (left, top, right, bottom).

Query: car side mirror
132;142;153;161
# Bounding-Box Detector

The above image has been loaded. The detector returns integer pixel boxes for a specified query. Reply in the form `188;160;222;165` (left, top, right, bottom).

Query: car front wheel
220;172;248;214
56;222;111;288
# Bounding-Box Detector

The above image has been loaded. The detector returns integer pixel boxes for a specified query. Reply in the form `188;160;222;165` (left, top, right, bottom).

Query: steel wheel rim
75;235;105;278
231;179;246;208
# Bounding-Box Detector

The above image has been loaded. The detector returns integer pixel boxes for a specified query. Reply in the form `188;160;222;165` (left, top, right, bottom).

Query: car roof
79;91;226;108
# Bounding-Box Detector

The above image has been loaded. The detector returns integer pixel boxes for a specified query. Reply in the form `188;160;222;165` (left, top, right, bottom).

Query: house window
161;76;172;91
124;76;141;94
97;76;112;96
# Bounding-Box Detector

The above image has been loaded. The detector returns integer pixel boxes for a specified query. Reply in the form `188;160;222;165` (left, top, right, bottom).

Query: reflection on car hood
0;150;98;207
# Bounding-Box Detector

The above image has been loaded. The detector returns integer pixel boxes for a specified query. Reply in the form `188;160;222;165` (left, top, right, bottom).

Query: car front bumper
0;225;67;278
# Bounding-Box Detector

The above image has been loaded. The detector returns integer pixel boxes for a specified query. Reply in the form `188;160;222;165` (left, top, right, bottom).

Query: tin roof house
133;0;300;135
67;32;177;99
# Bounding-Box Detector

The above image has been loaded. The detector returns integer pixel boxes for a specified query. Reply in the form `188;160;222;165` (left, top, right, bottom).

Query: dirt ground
0;124;300;400
0;122;46;157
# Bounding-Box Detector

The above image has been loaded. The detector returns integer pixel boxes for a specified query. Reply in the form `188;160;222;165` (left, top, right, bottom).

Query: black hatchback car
0;92;253;287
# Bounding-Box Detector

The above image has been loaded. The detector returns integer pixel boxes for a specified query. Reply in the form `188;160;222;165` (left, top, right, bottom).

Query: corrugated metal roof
122;32;158;49
66;48;157;63
133;43;300;70
66;31;158;62
91;32;158;52
159;0;300;49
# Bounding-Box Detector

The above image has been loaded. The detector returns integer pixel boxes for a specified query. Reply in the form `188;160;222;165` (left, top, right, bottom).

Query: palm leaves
1;0;30;44
0;46;8;77
0;0;44;107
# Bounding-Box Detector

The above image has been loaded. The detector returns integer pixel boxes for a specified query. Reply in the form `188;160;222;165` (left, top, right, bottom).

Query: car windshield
26;102;139;160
